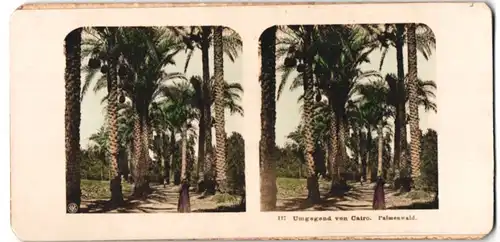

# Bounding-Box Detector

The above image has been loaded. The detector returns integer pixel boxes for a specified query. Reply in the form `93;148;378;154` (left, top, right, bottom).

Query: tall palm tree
259;26;278;211
173;26;242;193
65;28;82;212
369;23;435;184
406;23;421;189
213;26;228;193
83;27;125;204
301;25;321;203
380;73;436;180
82;27;130;203
106;30;123;205
188;75;244;192
393;24;407;180
84;27;186;196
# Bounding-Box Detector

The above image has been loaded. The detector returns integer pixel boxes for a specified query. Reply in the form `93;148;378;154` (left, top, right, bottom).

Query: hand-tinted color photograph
64;26;245;213
258;24;438;212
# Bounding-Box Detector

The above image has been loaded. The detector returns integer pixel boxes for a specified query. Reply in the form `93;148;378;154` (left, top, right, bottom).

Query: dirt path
276;181;437;211
81;184;243;213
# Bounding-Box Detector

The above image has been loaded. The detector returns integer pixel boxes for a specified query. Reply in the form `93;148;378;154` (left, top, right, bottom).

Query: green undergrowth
212;193;240;204
81;179;133;200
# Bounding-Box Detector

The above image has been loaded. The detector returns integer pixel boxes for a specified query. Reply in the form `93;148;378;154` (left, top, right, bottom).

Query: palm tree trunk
107;52;124;205
366;128;372;183
65;27;82;212
377;126;384;178
141;114;152;186
323;141;329;178
178;124;191;213
394;23;408;182
259;26;278;211
407;23;421;189
197;26;211;191
213;26;228;193
357;129;363;181
203;74;215;193
162;133;170;185
132;111;142;183
170;133;176;184
338;115;349;182
180;126;188;181
303;25;321;203
127;139;134;182
327;97;340;193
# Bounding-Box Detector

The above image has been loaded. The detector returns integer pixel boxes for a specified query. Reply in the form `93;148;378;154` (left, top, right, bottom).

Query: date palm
82;27;125;205
280;25;379;192
357;80;393;179
384;72;436;181
157;81;198;212
172;26;242;193
300;25;321;203
407;23;421;189
367;24;435;183
259;26;278;210
83;27;186;196
65;28;82;212
213;26;228;193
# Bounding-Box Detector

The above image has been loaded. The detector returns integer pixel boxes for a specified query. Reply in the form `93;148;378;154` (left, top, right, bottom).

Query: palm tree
213;26;228;193
301;25;321;203
357;81;392;179
277;25;322;202
84;27;124;205
393;24;407;181
383;73;436;181
188;75;243;193
278;25;380;192
406;23;421;189
173;26;242;193
65;28;82;212
83;27;186;196
157;81;198;212
369;24;435;184
82;27;131;203
259;26;278;211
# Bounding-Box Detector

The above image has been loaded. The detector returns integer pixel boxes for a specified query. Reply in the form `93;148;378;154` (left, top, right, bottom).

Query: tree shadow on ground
276;182;373;211
82;199;143;213
82;187;172;213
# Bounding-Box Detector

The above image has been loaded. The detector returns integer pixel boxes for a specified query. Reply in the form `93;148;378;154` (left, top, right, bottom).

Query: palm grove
259;24;437;210
65;26;244;213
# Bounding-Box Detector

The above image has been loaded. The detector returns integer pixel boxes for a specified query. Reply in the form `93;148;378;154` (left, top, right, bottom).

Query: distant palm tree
357;80;392;179
65;28;82;212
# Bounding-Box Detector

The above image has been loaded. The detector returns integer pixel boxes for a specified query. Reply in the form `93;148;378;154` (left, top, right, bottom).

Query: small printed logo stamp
67;203;79;213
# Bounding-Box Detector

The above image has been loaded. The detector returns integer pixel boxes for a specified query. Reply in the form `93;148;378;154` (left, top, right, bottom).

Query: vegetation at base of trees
79;131;246;201
274;128;438;193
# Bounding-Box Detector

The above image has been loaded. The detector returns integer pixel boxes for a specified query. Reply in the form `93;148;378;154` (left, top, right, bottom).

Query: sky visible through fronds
80;26;436;153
